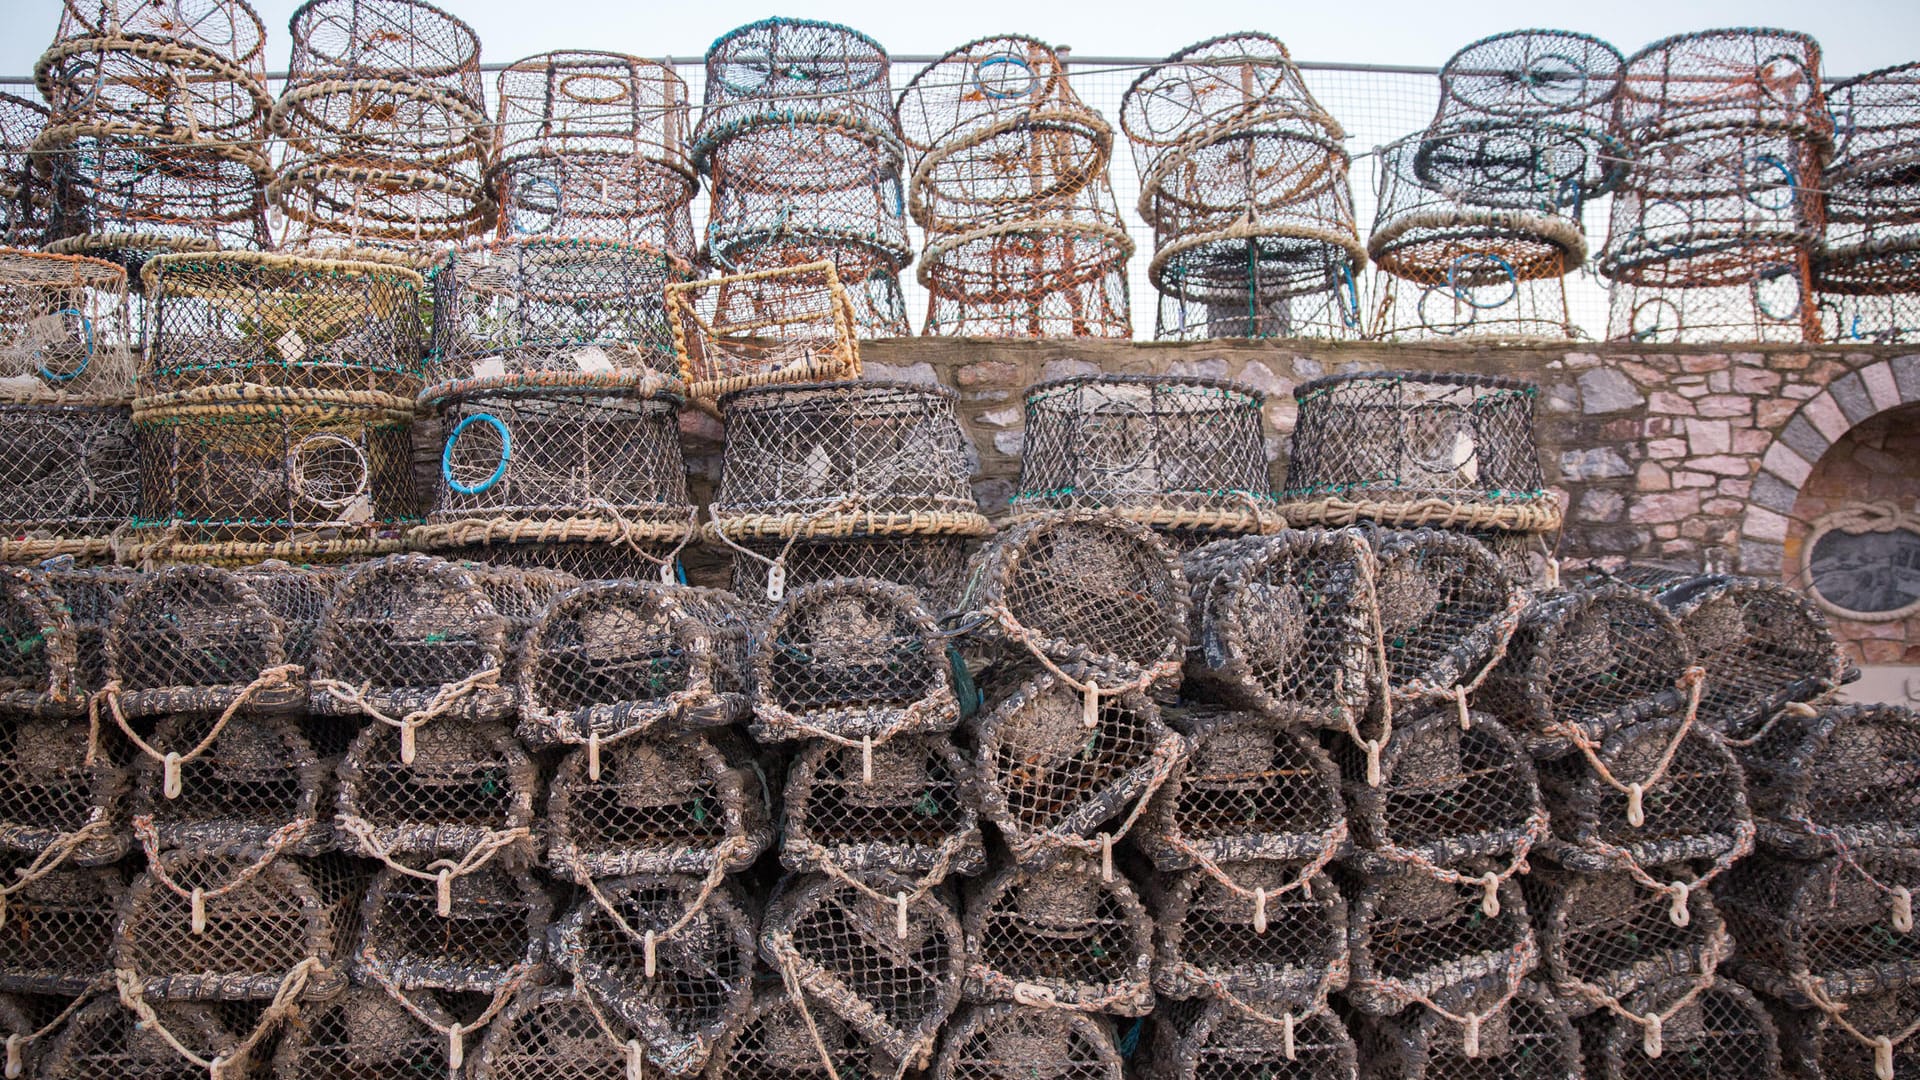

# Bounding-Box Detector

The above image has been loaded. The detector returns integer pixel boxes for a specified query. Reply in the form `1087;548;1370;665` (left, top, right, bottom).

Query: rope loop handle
87;664;304;783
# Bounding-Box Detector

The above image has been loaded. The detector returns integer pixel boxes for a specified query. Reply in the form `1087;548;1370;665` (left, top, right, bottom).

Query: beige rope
1557;666;1708;827
1164;819;1349;928
1388;941;1539;1060
87;664;304;794
769;944;845;1080
310;665;504;765
1797;973;1920;1079
363;962;530;1073
115;957;319;1078
132;815;314;933
0;813;118;929
784;832;971;922
334;815;532;916
1559;925;1732;1059
3;990;94;1078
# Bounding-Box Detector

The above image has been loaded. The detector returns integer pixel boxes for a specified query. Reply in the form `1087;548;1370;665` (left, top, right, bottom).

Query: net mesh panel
1818;63;1920;341
546;731;772;880
971;672;1185;864
1435;30;1625;129
39;130;271;275
115;850;360;1001
701;126;912;272
0;402;138;549
961;853;1154;1014
728;534;974;615
140;251;428;398
1149;860;1347;1009
0;249;133;401
1137;708;1346;871
665;260;861;401
439;538;687;582
1718;848;1920;1006
0;569;80;715
36;9;270;145
1774;984;1920;1080
693;19;896;163
105;562;327;718
273;984;464;1080
40;997;242;1080
1614;29;1828;145
1368;241;1578;343
552;874;756;1076
781;732;986;882
519;581;753;745
1528;867;1728;1015
1739;703;1920;858
1342;709;1545;873
129;711;328;853
760;872;964;1066
1370;529;1520;698
490;50;696;253
719;240;911;338
472;981;648;1080
335;720;538;860
0;993;56;1079
356;863;548;992
1182;531;1373;727
1;95;49;242
0;716;128;865
753;576;957;743
1150;997;1358;1080
1654;575;1843;737
0;857;122;995
1358;977;1579;1080
1344;866;1536;1016
1475;584;1693;757
36;562;137;694
1587;975;1781;1080
933;1003;1126;1080
702;985;891;1080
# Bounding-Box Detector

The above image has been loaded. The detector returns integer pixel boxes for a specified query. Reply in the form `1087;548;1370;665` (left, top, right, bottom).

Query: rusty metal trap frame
114;847;361;1001
468;979;654;1080
127;710;330;860
959;852;1154;1015
489;50;696;251
36;0;271;138
35;561;137;693
0;856;123;995
1343;864;1537;1018
1276;371;1559;533
969;669;1187;868
1614;28;1830;145
1718;847;1920;1008
138;250;429;399
545;730;772;881
1585;974;1781;1080
1475;583;1696;757
1180;530;1374;727
1738;703;1920;859
726;532;975;615
1357;976;1580;1079
664;260;861;404
334;718;537;874
0;399;137;563
1527;866;1731;1019
0;568;82;716
356;862;548;994
1147;859;1347;1011
1773;983;1920;1080
702;983;899;1080
0;93;49;243
760;870;965;1069
717;240;911;339
0;715;129;868
1818;64;1920;334
1644;572;1847;738
517;580;753;749
1148;996;1359;1080
916;187;1135;340
780;732;985;888
39;997;249;1080
102;560;327;720
0;249;133;403
551;872;756;1077
932;1003;1126;1080
1818;279;1920;346
274;983;492;1080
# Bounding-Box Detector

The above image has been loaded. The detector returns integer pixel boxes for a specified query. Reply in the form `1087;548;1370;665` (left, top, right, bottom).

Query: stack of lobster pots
0;91;49;246
1816;61;1920;343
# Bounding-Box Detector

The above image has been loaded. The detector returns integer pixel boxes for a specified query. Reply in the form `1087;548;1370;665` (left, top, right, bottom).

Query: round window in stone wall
1802;506;1920;622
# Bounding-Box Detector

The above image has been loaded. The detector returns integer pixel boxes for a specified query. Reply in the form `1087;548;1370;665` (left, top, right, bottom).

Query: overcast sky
1;0;1914;79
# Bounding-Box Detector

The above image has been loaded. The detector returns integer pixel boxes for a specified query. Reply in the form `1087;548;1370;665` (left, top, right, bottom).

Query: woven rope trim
1278;495;1563;532
705;510;992;542
408;514;696;549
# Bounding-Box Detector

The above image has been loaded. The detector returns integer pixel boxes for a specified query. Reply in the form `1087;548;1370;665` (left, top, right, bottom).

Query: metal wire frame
273;984;479;1080
0;566;82;716
0;714;129;867
0;247;133;403
1434;30;1626;128
34;560;137;691
0;400;137;561
469;979;650;1080
276;0;486;145
1613;28;1831;144
1528;864;1730;1018
691;17;902;169
333;719;539;865
1357;976;1580;1079
725;533;977;617
1343;865;1537;1018
932;1003;1127;1080
701;125;913;271
701;984;901;1080
1585;973;1781;1080
1650;572;1847;738
128;710;331;856
1821;61;1920;312
1772;984;1920;1080
48;0;270;80
39;997;249;1080
1719;847;1920;1008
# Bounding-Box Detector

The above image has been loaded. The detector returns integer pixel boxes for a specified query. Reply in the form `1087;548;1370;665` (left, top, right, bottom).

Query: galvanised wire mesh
128;710;330;856
0;857;122;995
0;248;133;402
471;981;651;1080
780;732;986;888
726;533;975;615
273;984;470;1080
1527;866;1730;1020
960;852;1155;1015
1585;975;1780;1080
1356;977;1580;1079
1148;860;1347;1011
665;260;862;404
1149;996;1359;1080
355;863;548;993
1344;865;1537;1018
1650;573;1846;738
932;1004;1126;1080
39;997;246;1080
1739;702;1920;859
0;714;128;867
1818;62;1920;344
702;984;896;1080
1718;847;1920;1007
1773;984;1920;1080
0;399;137;561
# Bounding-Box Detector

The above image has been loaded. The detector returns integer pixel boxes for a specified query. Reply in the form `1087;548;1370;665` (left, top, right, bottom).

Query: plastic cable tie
1877;1035;1895;1080
862;735;873;783
401;722;418;766
1669;883;1692;927
1100;834;1113;883
448;1024;463;1070
1464;1014;1481;1058
7;1033;23;1078
1082;682;1099;728
1283;1011;1296;1060
627;1039;646;1080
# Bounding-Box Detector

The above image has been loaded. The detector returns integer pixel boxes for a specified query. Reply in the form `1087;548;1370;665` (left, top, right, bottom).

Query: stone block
1041;358;1101;381
1828;373;1876;424
1890;353;1920;402
1696;394;1753;418
1630;490;1702;524
978;406;1021;428
957;360;1024;389
1647;437;1688;460
1648;391;1696;415
1749;470;1798;513
1168;358;1233;380
1560;447;1633;481
1863;362;1902;412
1742;505;1790;542
1778;413;1830;462
1733;367;1782;394
1681;354;1731;373
1688;454;1752;477
1579;488;1627;522
1233;360;1290;398
992;429;1024;456
1685;419;1730;455
1762;442;1813;487
1803;392;1852;443
864;360;942;385
1739;539;1785;574
1637;461;1671;491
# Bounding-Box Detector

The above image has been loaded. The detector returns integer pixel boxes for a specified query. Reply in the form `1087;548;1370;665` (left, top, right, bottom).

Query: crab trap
1739;703;1920;858
664;261;861;404
1772;984;1920;1080
0;715;128;866
0;400;138;563
127;710;329;855
933;1003;1126;1080
0;857;122;995
960;853;1154;1015
334;719;538;868
0;568;82;716
702;984;895;1080
0;248;134;402
1368;529;1523;699
781;732;985;885
1719;847;1920;1007
760;872;964;1069
701;124;911;270
1529;866;1730;1016
1148;997;1359;1080
39;997;250;1080
274;984;485;1080
1357;977;1580;1080
38;127;271;272
1614;28;1829;144
692;17;898;162
970;671;1187;867
551;873;756;1077
518;580;753;747
1584;975;1781;1080
726;533;975;615
471;981;652;1080
1649;573;1846;737
716;239;912;339
356;863;549;994
1344;865;1537;1017
545;731;772;881
1148;860;1347;1009
35;561;136;694
1434;29;1626;127
37;0;271;141
916;192;1135;339
1;94;49;242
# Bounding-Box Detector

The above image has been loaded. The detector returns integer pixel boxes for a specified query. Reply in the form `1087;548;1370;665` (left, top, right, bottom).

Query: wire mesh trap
274;984;479;1080
1368;528;1523;700
1529;866;1730;1017
960;853;1154;1015
0;248;134;402
1277;371;1558;532
1148;996;1359;1080
1344;866;1537;1017
0;714;128;867
1739;703;1920;859
546;731;772;881
781;732;985;887
0;401;138;561
717;240;911;339
933;1003;1126;1080
0;568;81;716
39;997;248;1080
1180;530;1374;727
916;198;1135;339
1148;859;1347;1010
128;710;329;856
0;857;122;996
551;873;756;1076
702;984;896;1080
356;863;548;994
35;562;137;695
665;261;861;404
1357;977;1580;1079
1647;574;1846;738
468;980;653;1080
970;670;1187;867
1585;974;1781;1080
0;94;49;243
1435;29;1626;127
760;871;964;1068
726;532;975;617
1773;984;1920;1080
1614;28;1829;144
1718;847;1920;1007
518;580;753;747
37;0;271;137
334;719;538;869
1818;62;1920;342
693;17;899;160
701;123;911;267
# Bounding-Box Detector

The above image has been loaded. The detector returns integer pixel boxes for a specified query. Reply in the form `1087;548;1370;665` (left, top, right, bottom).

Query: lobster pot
115;851;360;1001
1149;997;1358;1080
692;18;898;165
1149;861;1347;1008
665;261;861;403
962;512;1189;686
519;581;753;746
703;133;910;270
720;239;912;339
551;874;756;1076
972;673;1187;865
1345;867;1535;1017
1369;257;1577;343
1586;976;1781;1080
335;721;538;861
1536;713;1753;882
754;577;957;744
0;570;80;715
728;533;974;614
1817;280;1920;345
1152;241;1365;343
0;249;134;399
1369;530;1520;696
1718;848;1920;1007
129;711;329;853
274;985;473;1079
1530;867;1728;1015
437;537;687;582
38;0;268;128
1740;703;1920;858
0;401;137;561
472;982;649;1080
1774;985;1920;1080
1464;528;1556;592
702;986;894;1080
36;562;137;693
916;198;1135;341
1475;585;1695;756
1182;531;1372;725
933;1004;1125;1080
0;859;122;995
546;732;772;881
1;94;49;241
760;872;964;1067
1276;372;1558;533
782;733;984;882
357;864;549;993
1614;29;1827;142
40;998;247;1080
1342;710;1545;874
1136;709;1346;872
38;129;271;272
1358;979;1580;1080
1819;65;1920;335
140;252;428;397
961;854;1155;1015
105;562;329;719
1434;30;1626;128
0;994;54;1078
1654;574;1844;737
1604;267;1819;345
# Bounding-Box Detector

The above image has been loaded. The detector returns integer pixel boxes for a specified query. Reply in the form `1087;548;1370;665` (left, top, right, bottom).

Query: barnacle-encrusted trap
961;853;1155;1015
781;733;985;887
546;731;771;880
932;1004;1126;1080
1149;860;1347;1010
356;863;549;993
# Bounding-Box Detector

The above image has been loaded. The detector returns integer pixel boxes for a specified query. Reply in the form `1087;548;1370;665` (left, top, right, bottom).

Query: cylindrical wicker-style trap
0;401;138;563
1774;985;1920;1080
1653;573;1845;737
781;733;985;884
726;533;975;614
0;858;122;995
702;985;889;1079
0;715;128;866
1345;866;1536;1017
335;720;538;867
1149;860;1347;1010
1;95;49;242
1587;975;1781;1080
472;981;652;1080
273;984;476;1080
1531;867;1730;1016
1149;997;1358;1080
0;249;134;401
356;863;549;993
39;997;247;1080
1739;703;1920;858
546;731;772;880
1718;848;1920;1007
665;261;862;404
961;853;1155;1015
1358;977;1580;1079
38;129;271;274
551;873;756;1077
0;569;81;716
933;1004;1125;1080
128;710;329;855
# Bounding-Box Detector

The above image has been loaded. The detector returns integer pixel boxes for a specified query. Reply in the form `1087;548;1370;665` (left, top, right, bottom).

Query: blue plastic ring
1337;262;1360;328
1448;252;1518;309
37;308;93;382
442;413;512;495
974;55;1036;100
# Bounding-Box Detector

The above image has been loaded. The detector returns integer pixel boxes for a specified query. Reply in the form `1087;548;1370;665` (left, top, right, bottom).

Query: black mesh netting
0;715;128;867
0;401;138;555
961;853;1155;1015
335;719;538;863
1652;573;1846;738
781;732;985;884
727;534;975;615
0;857;122;995
356;863;548;993
1773;983;1920;1080
1717;847;1920;1006
35;561;138;696
702;984;898;1079
1;96;49;242
1585;975;1781;1080
1739;703;1920;858
0;569;80;716
471;981;652;1080
274;984;479;1080
128;710;329;855
1528;866;1730;1016
665;261;862;403
1148;860;1347;1010
40;997;246;1080
1368;529;1523;700
932;1003;1126;1080
1149;996;1359;1080
1357;977;1580;1079
1344;866;1537;1017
